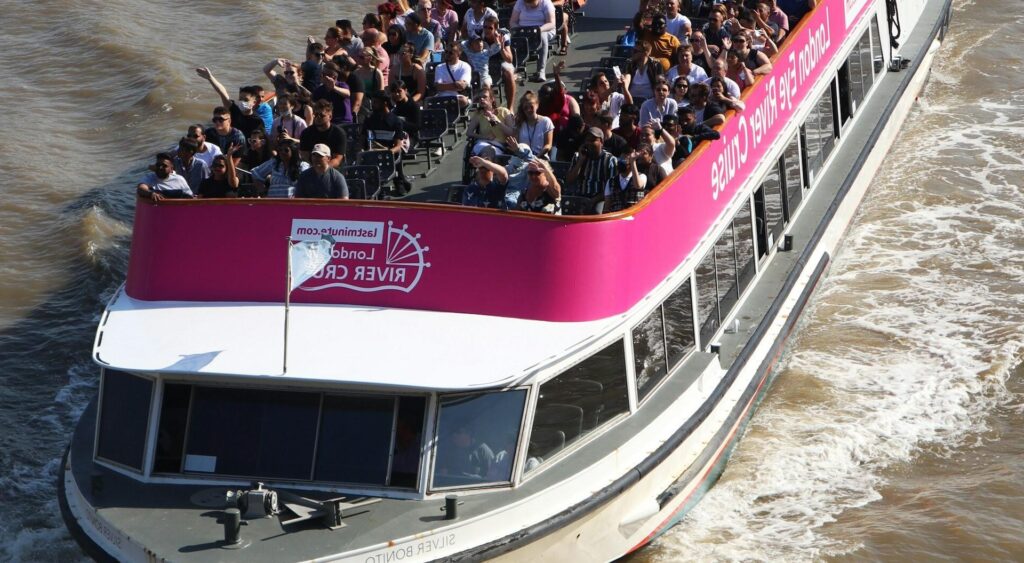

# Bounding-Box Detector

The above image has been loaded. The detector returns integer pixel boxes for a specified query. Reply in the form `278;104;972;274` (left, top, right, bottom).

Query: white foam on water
645;35;1024;563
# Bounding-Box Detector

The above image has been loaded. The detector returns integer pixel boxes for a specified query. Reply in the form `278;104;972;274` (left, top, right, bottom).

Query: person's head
337;19;355;40
582;126;605;157
417;2;432;20
756;2;772;20
689;81;710;105
306;42;325;62
388;79;409;102
653;78;670;102
517;91;538;120
567;112;585;133
212;106;231;133
618;103;640;128
276;139;298;163
738;8;757;30
313;99;334;127
677;44;694;67
482;15;501;40
363;12;382;31
726;49;743;69
334;55;357;75
640;124;659;146
399;42;417;64
709;76;727;99
452;426;474;448
474;155;495;184
666;0;680;16
281;61;301;85
474;91;493;113
359;47;380;68
247;129;266;152
732;32;750;53
470;0;485;10
679;105;697;126
588;72;612;96
709;58;728;78
370;90;391;112
597;110;615;133
672;77;689;100
636;142;654;166
311;143;332;172
362;28;383;48
186;124;206;145
276;92;296;115
209;155;228;178
443;42;461;64
325;26;342;48
650;14;668;35
387;24;406;47
237;87;257;114
662;113;680;135
176;137;198;161
321;61;341;86
523;0;542;8
153;152;175;179
405;12;422;34
526;160;549;187
466;35;484;53
708;10;724;29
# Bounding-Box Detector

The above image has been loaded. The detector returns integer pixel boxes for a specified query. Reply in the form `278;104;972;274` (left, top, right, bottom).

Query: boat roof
94;287;620;390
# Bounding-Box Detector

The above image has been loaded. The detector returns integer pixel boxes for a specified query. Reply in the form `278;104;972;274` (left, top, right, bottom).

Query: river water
0;0;1020;561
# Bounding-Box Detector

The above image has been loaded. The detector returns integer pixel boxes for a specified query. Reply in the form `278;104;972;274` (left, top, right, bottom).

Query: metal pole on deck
284;236;292;374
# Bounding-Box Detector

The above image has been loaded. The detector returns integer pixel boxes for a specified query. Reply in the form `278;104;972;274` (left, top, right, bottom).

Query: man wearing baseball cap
295;144;350;199
566;126;618;213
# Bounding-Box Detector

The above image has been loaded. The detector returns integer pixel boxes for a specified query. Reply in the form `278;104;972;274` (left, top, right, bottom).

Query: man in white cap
295;144;349;199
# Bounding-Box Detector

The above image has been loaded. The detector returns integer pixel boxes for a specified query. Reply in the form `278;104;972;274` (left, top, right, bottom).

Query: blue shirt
407;28;435;57
255;102;274;132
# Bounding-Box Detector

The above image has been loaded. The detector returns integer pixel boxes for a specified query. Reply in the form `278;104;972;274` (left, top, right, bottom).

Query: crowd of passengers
136;0;815;214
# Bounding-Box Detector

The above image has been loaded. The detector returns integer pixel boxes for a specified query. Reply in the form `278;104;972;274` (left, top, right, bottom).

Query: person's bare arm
263;58;285;81
540;3;556;33
225;143;240;189
469;155;510;184
752;51;773;75
136;182;163;201
195;67;232;108
566;152;587;184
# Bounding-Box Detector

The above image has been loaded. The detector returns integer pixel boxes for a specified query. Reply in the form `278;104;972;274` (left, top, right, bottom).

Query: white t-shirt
465;7;499;37
517;116;554;156
435;60;472;97
513;0;555;28
653;142;673;176
193;142;222;168
666;64;709;85
666;14;691;41
630;69;653;99
602;92;627;129
639;98;679;127
605;172;646;197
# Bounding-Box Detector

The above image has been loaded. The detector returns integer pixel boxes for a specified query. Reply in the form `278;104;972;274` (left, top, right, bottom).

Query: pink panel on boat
125;0;863;322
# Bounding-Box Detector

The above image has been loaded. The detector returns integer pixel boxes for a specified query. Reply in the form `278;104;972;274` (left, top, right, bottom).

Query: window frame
93;369;157;474
631;304;670;404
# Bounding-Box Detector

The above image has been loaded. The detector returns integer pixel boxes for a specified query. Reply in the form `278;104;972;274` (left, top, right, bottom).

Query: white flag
288;236;335;292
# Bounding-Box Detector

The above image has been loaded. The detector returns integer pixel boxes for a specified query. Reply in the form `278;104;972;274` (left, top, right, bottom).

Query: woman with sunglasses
242;130;272;170
251;140;309;198
517;159;561;215
393;43;427;102
197;144;241;199
670;78;691;107
270;93;308;148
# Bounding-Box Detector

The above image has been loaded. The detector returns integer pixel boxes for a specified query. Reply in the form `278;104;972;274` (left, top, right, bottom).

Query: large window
432;390;527;488
153;383;426;488
803;86;838;184
633;307;668;402
871;16;885;74
526;340;629;470
664;278;696;369
96;370;153;471
715;224;739;322
782;133;803;219
184;388;321;480
696;250;720;348
733;199;756;293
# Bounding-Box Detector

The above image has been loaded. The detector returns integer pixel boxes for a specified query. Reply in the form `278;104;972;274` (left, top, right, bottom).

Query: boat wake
643;17;1024;562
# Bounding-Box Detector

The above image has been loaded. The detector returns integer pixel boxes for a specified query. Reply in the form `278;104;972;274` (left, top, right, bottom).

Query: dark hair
321;61;341;78
313;99;333;114
177;137;199;152
619;103;639;116
211;155;228;168
213;106;230;116
307;42;325;55
188;123;205;136
155;152;175;163
363;13;382;29
678;105;696;115
275;139;303;181
388;79;407;92
384;24;407;54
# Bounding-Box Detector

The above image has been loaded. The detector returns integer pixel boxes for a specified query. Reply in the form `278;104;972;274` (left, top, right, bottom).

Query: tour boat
60;0;954;560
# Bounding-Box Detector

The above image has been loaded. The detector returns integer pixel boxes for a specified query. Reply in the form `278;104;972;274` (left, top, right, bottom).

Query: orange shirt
641;32;681;71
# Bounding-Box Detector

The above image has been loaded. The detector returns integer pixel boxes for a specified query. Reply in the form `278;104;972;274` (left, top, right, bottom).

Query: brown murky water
0;0;1020;560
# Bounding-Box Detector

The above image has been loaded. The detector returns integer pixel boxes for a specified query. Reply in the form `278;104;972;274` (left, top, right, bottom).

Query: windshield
431;389;527;489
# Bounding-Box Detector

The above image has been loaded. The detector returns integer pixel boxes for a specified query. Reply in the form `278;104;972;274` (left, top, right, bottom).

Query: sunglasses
527;170;542;176
212;117;227;122
211;163;226;168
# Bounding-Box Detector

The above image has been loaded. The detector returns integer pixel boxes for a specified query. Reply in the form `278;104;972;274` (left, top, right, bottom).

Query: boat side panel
124;0;870;323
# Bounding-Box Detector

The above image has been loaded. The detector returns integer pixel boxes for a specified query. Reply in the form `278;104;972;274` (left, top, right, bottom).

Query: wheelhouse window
633;307;668;402
432;390;527;489
696;249;720;348
153;383;426;488
95;370;153;471
782;133;804;218
871;16;885;74
733;199;756;294
526;340;629;471
802;86;838;185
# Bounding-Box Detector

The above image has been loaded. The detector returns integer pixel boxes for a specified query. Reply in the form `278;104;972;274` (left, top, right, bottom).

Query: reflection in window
817;87;837;164
315;395;395;485
96;370;153;471
633;307;668;402
696;250;719;348
763;165;786;244
432;390;527;488
848;41;865;111
782;133;803;217
154;383;191;473
871;16;885;74
733;199;756;294
715;224;738;322
389;397;426;488
527;340;629;469
664;278;696;369
185;388;320;480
